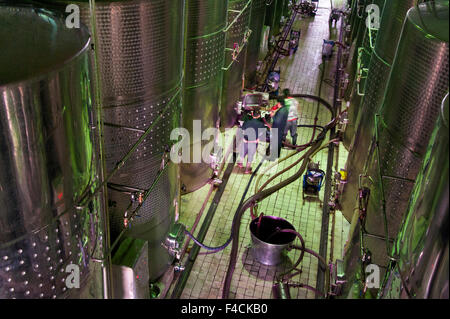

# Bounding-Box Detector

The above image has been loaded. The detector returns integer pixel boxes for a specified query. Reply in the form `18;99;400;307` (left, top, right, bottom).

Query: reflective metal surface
220;0;252;128
245;0;267;87
343;0;369;99
97;0;184;282
44;0;185;281
341;1;449;298
265;0;285;38
0;4;104;299
343;0;385;148
249;216;296;266
382;93;448;299
181;0;228;193
341;0;415;219
112;238;149;299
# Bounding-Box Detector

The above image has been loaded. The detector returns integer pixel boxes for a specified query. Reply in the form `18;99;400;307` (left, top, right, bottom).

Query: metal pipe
88;0;113;300
272;282;292;299
316;7;345;298
262;5;300;91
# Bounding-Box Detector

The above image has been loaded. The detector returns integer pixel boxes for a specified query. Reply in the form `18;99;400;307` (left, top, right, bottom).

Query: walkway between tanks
173;0;350;299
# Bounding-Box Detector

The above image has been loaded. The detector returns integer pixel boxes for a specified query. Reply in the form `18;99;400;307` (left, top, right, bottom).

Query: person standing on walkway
270;97;289;159
237;111;268;174
283;88;300;146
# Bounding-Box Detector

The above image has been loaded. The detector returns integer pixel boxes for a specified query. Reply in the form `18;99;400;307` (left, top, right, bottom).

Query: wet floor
171;0;350;299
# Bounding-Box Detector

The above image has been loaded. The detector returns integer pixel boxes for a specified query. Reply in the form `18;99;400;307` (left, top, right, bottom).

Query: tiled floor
172;0;350;299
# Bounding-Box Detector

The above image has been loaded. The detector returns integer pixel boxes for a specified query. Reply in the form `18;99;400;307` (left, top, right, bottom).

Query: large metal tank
0;5;105;299
343;0;385;148
265;0;283;39
245;0;267;87
381;94;449;299
220;0;252;128
94;0;184;282
341;0;415;219
343;0;369;95
342;1;449;298
181;0;228;193
40;0;185;281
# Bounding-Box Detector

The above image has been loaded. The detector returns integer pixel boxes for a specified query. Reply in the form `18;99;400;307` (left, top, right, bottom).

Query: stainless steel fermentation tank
342;1;449;298
92;0;184;283
41;0;185;282
341;0;416;220
343;0;369;99
220;0;252;128
265;0;285;39
0;5;106;299
245;0;268;87
181;0;228;193
343;0;385;149
381;94;449;299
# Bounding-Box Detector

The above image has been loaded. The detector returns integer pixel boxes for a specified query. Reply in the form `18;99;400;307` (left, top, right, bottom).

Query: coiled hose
222;117;338;298
183;160;266;252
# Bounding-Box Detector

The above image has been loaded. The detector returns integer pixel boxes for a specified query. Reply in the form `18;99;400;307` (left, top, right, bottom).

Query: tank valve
174;263;185;273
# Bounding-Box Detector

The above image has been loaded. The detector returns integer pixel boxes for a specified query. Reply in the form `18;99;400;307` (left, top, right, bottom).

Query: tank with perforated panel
181;0;228;194
341;0;416;219
343;0;386;148
0;4;105;299
97;0;184;282
221;0;252;128
341;1;449;298
38;0;185;281
245;0;268;87
382;94;449;299
265;0;283;39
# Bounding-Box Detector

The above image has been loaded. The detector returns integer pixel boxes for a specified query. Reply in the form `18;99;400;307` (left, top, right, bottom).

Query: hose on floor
222;116;338;298
183;159;266;252
253;93;332;217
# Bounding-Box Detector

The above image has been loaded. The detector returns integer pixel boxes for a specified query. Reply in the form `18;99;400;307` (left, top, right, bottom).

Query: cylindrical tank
382;94;449;299
341;1;449;298
95;0;184;282
348;0;365;42
220;0;252;128
343;0;385;148
341;0;415;220
249;216;296;266
265;0;283;39
181;0;228;193
365;0;448;243
0;5;104;299
343;0;369;98
245;0;268;87
40;0;185;281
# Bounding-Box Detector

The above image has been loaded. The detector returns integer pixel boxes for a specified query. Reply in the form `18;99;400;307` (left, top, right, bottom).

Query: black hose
268;93;334;113
171;157;236;299
291;245;327;271
289;282;326;297
298;124;325;131
274;229;306;281
182;160;266;253
221;120;334;298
